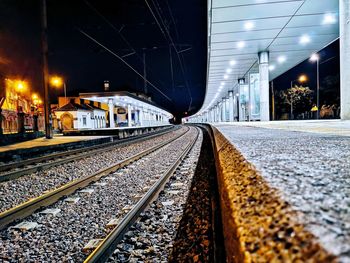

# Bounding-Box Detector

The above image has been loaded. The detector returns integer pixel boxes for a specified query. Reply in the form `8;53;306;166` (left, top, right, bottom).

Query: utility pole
143;50;147;95
41;0;51;139
271;80;275;120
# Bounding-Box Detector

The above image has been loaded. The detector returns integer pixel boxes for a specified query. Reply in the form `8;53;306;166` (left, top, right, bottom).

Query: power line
145;0;193;111
78;28;173;102
83;0;167;93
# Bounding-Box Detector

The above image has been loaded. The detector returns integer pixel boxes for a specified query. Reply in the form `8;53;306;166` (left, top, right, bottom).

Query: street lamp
290;74;308;119
310;53;320;119
50;76;67;104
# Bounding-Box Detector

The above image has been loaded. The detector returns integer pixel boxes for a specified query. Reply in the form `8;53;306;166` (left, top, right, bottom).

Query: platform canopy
80;91;173;118
200;0;339;114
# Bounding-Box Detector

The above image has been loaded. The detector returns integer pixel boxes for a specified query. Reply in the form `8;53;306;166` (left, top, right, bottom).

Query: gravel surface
216;125;350;262
110;129;203;262
0;127;186;213
0;127;198;262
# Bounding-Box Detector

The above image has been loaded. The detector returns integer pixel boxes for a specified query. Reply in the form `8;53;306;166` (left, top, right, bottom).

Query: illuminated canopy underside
201;0;339;114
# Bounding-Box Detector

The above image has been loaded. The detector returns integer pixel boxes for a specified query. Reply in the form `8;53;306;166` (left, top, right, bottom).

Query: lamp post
289;75;307;120
310;53;320;119
50;76;67;104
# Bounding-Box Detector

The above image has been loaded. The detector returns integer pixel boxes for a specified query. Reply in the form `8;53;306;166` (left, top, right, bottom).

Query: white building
80;91;172;128
55;101;106;130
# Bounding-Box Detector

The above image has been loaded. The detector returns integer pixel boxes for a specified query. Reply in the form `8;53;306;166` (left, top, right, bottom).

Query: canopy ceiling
200;0;339;114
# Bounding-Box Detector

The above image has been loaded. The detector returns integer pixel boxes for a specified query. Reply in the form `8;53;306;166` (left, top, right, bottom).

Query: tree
279;85;314;119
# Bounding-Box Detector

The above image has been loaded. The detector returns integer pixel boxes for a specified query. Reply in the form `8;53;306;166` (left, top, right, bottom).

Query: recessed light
269;65;275;71
226;68;232;74
237;41;245;49
322;13;336;25
277;55;286;63
229;60;236;66
221;81;225;85
224;75;228;80
244;21;255;31
299;34;311;45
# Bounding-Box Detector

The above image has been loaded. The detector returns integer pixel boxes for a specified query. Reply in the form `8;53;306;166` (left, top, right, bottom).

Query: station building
52;91;172;131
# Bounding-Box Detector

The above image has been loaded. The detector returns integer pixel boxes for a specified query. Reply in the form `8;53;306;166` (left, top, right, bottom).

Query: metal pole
271;81;274;121
41;0;51;139
64;82;67;104
316;58;320;119
290;80;293;120
143;50;147;95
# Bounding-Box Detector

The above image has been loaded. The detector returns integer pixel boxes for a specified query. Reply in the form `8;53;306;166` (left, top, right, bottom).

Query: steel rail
84;127;200;263
0;126;189;230
0;126;177;182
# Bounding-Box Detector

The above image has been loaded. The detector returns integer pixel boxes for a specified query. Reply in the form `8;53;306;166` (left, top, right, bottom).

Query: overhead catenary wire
78;28;172;102
145;0;193;111
83;0;168;91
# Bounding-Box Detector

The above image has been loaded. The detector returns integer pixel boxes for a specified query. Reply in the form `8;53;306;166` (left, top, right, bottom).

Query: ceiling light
244;21;255;31
223;75;229;80
310;53;319;61
299;34;311;45
226;68;232;74
221;81;225;85
229;60;236;66
269;65;275;71
277;55;286;63
322;13;336;25
237;41;245;49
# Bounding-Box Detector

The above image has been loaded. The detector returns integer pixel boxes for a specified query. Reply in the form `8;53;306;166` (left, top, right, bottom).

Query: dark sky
0;0;207;117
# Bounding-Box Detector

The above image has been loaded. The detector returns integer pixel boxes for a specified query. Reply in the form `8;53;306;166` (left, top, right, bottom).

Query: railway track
0;126;199;262
84;127;200;263
0;126;190;230
0;126;176;182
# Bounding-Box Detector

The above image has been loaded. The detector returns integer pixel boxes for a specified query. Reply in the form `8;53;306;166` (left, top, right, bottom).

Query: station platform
209;120;350;261
214;119;350;137
0;134;110;153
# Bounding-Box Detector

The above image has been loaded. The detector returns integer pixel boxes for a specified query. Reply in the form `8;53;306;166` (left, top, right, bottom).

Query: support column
340;0;350;119
228;91;234;122
221;98;225;122
213;105;217;122
108;98;115;128
238;78;245;122
258;51;270;121
127;104;132;127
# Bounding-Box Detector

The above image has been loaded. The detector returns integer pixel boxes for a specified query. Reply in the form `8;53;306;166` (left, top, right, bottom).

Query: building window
82;115;87;126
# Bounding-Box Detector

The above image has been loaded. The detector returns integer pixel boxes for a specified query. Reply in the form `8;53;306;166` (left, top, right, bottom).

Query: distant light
237;41;245;49
229;60;236;66
269;65;275;71
298;74;308;82
221;81;225;85
236;93;239;97
310;53;319;61
223;75;228;80
226;68;232;74
50;76;63;87
244;21;255;31
299;34;311;45
277;55;286;63
323;13;336;25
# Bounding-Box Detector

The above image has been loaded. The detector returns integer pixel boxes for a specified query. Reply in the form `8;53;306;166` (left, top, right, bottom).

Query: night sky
0;0;207;118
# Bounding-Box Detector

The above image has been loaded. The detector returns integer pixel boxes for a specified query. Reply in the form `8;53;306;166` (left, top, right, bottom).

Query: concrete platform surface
214;124;350;261
214;119;350;137
0;134;110;153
